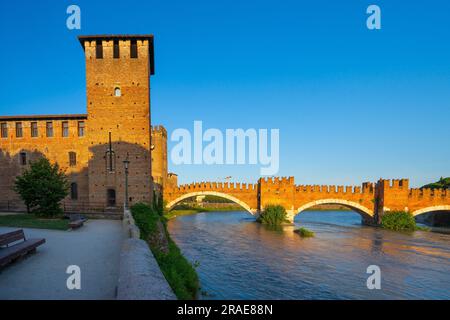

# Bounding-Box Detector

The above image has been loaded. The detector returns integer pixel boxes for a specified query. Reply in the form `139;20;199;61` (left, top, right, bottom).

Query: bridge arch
166;191;256;216
411;205;450;217
294;198;374;219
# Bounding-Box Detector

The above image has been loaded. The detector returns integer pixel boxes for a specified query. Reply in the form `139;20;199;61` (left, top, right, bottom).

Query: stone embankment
117;209;176;300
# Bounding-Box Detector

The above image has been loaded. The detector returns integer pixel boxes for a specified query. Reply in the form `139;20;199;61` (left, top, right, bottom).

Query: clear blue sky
0;0;449;187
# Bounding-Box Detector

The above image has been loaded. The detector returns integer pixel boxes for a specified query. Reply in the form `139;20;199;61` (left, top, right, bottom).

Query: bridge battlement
168;182;258;192
163;177;450;224
377;178;409;189
409;188;449;199
259;176;295;186
294;183;374;195
257;177;375;195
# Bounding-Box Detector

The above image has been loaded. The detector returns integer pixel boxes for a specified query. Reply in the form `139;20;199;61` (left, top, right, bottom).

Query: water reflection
167;210;450;300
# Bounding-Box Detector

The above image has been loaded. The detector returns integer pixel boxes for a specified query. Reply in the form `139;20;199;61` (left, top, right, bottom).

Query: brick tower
79;35;155;208
151;125;168;187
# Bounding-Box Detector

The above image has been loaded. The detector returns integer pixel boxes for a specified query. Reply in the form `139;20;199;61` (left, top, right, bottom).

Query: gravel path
0;220;123;300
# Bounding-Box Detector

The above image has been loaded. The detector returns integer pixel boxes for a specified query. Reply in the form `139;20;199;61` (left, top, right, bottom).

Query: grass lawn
0;214;70;230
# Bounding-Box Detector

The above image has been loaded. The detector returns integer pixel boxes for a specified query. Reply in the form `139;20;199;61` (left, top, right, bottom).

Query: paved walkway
0;220;124;300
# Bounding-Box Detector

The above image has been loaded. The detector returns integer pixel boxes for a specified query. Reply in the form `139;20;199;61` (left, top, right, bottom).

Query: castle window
96;40;103;59
69;152;77;166
70;183;78;200
105;150;116;172
31;122;38;137
46;122;53;137
20;152;26;165
78;121;85;137
0;123;7;138
62;121;69;137
113;40;120;59
16;122;23;138
107;189;116;207
114;87;121;97
130;40;138;58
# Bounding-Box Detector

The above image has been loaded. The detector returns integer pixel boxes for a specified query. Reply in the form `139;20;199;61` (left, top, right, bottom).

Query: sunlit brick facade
0;35;168;213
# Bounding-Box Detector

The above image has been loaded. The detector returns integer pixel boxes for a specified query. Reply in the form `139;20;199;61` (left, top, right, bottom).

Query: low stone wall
122;209;141;239
117;209;176;300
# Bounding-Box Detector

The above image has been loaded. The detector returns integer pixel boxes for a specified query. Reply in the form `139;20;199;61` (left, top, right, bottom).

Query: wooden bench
0;229;45;268
68;214;87;229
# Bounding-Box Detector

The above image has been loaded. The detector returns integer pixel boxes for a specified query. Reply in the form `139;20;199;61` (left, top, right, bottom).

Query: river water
167;210;450;300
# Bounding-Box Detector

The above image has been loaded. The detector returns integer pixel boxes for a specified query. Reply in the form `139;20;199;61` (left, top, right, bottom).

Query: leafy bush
14;158;69;217
295;227;315;237
381;211;422;231
257;205;289;226
131;203;199;299
130;203;159;240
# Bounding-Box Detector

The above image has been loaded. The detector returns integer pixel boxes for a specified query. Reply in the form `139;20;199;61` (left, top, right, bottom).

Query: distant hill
422;177;450;189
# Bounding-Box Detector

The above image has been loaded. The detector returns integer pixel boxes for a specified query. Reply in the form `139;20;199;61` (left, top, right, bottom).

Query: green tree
14;158;69;217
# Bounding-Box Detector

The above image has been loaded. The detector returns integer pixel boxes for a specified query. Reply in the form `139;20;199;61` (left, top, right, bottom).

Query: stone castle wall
0;116;89;210
0;35;158;212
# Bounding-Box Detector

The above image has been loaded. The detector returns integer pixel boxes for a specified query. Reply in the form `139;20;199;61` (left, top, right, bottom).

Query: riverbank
119;209;176;300
131;203;199;299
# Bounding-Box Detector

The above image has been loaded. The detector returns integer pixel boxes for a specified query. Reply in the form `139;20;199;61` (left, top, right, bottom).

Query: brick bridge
164;177;450;224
